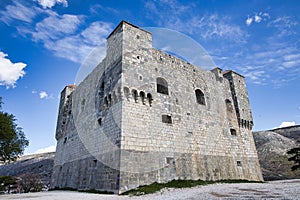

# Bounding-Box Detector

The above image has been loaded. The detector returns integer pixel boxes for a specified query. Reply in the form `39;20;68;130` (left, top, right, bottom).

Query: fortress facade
51;21;263;194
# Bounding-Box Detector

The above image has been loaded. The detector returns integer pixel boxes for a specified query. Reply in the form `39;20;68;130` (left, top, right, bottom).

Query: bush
0;176;17;194
17;172;42;193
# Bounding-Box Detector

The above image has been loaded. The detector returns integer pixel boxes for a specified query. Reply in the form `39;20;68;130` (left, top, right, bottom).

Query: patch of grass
121;179;263;196
79;189;114;194
50;187;114;194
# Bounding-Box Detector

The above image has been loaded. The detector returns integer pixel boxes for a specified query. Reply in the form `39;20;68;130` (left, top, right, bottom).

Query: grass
50;187;114;194
121;179;263;196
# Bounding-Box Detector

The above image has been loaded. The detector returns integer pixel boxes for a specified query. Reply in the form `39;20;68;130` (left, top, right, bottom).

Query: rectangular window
237;161;242;166
162;115;172;124
166;157;174;165
230;129;237;136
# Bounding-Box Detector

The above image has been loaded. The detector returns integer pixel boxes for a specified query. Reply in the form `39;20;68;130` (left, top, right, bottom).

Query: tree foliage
0;97;29;163
287;147;300;171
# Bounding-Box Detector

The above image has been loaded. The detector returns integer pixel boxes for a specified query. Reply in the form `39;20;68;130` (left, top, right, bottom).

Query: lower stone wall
119;152;263;193
51;156;120;193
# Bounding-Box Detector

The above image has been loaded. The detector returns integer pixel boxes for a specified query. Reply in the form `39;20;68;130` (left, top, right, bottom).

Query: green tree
0;97;29;163
287;147;300;171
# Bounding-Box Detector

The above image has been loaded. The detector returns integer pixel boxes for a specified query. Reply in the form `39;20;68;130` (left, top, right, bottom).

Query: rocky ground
1;179;299;200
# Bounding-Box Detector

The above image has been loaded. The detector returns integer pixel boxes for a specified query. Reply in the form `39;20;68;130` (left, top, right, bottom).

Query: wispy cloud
36;0;68;9
32;13;82;41
1;1;113;64
0;51;26;88
268;16;298;37
0;1;40;24
145;0;247;43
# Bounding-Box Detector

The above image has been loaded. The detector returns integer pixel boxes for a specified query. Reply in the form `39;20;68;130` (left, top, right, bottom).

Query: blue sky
0;0;299;154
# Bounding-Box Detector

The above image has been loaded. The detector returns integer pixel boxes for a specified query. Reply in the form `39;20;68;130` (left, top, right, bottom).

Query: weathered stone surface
51;21;263;194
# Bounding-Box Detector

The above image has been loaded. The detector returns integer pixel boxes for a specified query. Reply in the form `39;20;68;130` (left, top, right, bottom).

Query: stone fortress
51;21;263;194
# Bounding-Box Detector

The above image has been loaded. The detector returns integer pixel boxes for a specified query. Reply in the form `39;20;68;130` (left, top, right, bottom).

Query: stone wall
52;21;263;194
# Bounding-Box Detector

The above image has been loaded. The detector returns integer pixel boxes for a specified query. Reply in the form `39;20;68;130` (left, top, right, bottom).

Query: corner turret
223;70;253;130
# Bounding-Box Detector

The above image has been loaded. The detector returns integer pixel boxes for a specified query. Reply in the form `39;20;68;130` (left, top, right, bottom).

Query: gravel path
1;179;299;200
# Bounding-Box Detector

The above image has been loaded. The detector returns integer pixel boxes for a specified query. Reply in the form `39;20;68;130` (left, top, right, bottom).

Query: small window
166;157;174;164
195;89;205;105
63;137;67;144
162;115;172;124
140;91;146;104
147;93;153;106
81;99;86;111
123;87;130;99
132;89;138;102
237;161;242;167
230;129;237;136
225;99;233;112
157;77;169;95
108;94;112;105
98;118;102;126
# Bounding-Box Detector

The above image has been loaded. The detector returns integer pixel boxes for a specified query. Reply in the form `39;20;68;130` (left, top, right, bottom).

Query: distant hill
0;152;55;187
0;125;299;187
253;125;300;180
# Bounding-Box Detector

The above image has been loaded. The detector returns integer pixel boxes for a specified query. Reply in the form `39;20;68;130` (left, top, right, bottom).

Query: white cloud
246;17;253;26
33;20;112;63
245;12;270;26
254;15;262;23
279;121;296;128
0;1;40;24
35;145;56;154
32;90;37;94
32;14;82;41
0;51;26;88
39;91;48;99
37;0;68;9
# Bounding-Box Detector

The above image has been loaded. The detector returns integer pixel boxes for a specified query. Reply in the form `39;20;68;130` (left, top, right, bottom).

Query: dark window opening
108;94;112;105
230;128;237;136
93;160;97;167
63;137;67;144
237;161;242;167
98;118;102;126
100;82;104;91
147;93;153;106
195;89;205;105
162;115;172;124
132;89;138;102
157;77;169;95
140;91;146;104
